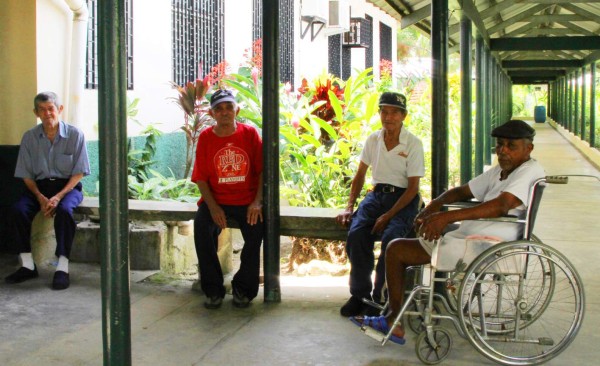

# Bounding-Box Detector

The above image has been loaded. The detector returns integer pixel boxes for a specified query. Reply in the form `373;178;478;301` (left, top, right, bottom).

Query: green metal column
262;0;281;302
484;48;492;165
98;0;132;364
568;73;572;132
574;69;579;136
460;16;472;184
563;76;568;127
591;62;597;148
475;35;485;176
431;0;449;197
581;66;587;142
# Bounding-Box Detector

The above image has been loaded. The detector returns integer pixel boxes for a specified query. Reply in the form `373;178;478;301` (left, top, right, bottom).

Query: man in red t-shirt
191;89;263;309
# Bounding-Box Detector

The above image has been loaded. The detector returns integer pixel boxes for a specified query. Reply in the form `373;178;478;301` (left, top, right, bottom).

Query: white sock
20;253;35;270
56;256;69;273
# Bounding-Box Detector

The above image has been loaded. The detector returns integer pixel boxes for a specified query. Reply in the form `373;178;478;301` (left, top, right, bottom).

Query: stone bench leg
31;213;58;268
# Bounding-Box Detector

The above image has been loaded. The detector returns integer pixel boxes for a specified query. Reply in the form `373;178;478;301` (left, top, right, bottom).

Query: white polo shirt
359;127;425;188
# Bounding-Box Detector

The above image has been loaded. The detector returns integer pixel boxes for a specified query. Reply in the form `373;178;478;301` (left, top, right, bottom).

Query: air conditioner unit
326;0;350;35
301;0;328;20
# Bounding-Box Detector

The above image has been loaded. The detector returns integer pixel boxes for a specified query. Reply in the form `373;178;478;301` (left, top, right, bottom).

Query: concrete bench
74;197;348;240
71;197;348;274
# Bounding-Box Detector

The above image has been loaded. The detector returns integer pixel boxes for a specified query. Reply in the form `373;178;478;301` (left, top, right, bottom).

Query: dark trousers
11;179;83;258
194;202;264;300
346;189;420;302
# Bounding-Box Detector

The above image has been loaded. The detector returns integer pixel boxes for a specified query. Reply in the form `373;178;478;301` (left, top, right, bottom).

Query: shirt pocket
56;154;74;175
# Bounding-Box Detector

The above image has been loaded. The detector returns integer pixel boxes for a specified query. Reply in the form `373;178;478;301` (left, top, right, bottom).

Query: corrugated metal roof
368;0;600;83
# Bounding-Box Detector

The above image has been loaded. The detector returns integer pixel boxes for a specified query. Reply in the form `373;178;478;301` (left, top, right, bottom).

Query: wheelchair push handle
545;175;569;184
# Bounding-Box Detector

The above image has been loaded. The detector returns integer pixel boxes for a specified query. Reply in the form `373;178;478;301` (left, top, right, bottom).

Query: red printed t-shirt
191;122;263;206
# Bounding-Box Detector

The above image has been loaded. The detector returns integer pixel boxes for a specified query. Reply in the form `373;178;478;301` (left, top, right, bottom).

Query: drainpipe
63;0;88;128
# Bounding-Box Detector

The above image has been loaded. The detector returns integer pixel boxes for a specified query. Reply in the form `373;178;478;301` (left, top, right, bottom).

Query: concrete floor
1;119;599;366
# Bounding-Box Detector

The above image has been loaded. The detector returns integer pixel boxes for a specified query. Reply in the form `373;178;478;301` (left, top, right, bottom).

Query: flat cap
491;120;535;139
210;89;236;109
379;92;407;110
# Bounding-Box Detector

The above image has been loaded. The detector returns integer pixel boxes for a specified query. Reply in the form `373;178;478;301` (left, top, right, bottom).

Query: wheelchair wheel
458;241;585;365
415;327;452;365
406;299;442;333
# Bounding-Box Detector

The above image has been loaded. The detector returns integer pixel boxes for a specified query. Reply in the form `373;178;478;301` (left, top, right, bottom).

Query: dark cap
491;120;536;140
379;92;407;110
210;89;236;109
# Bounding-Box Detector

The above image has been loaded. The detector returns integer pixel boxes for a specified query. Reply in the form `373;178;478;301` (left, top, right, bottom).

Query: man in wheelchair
351;119;545;344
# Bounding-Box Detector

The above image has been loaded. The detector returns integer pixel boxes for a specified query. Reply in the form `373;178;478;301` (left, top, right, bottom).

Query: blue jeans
194;202;264;300
346;189;420;302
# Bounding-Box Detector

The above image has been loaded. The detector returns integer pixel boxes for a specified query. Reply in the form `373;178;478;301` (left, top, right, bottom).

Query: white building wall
36;0;71;119
33;0;397;140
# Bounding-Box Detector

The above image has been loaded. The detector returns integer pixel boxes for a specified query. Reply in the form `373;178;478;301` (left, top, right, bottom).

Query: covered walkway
1;120;599;365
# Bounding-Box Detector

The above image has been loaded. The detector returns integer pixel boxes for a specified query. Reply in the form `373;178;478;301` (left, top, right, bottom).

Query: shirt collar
36;121;68;139
377;126;407;145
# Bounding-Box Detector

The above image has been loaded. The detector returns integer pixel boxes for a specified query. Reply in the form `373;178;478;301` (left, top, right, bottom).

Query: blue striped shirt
15;121;90;180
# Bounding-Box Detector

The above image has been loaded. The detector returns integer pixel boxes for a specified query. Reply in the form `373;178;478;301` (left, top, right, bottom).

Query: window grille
365;15;373;71
85;0;134;90
328;34;342;78
252;0;294;86
379;22;392;64
343;17;372;48
172;0;224;86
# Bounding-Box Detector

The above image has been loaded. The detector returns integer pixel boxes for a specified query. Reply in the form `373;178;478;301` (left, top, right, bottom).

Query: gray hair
34;91;62;111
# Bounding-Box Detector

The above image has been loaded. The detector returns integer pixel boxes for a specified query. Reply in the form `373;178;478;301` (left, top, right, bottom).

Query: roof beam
560;3;600;22
400;4;429;29
507;70;565;77
511;77;554;84
458;0;490;42
491;36;600;51
503;60;584;68
584;50;600;65
487;4;550;35
556;21;598;37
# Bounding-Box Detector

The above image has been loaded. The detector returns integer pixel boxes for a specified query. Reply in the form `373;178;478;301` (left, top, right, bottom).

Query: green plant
127;124;162;184
128;169;199;203
171;77;214;178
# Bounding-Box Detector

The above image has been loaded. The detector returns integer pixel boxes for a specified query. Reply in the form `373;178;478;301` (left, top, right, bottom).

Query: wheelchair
358;176;587;365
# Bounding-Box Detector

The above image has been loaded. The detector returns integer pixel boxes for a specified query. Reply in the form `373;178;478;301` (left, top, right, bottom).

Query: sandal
350;315;406;345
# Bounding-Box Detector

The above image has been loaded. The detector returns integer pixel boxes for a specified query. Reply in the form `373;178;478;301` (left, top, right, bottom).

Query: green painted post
475;35;485;176
98;0;132;364
262;0;281;303
460;16;472;184
431;0;449;197
581;66;587;142
574;69;579;136
591;63;597;148
485;49;492;165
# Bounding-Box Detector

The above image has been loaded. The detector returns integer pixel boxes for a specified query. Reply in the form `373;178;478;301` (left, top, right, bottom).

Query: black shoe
340;296;366;317
232;287;251;308
52;271;70;290
5;266;39;284
204;295;223;309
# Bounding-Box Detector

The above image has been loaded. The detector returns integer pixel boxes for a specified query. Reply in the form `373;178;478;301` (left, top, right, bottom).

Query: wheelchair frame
359;176;586;365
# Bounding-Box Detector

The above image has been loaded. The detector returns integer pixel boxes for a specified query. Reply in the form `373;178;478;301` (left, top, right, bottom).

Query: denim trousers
346;189;420;302
194;202;264;300
11;179;83;258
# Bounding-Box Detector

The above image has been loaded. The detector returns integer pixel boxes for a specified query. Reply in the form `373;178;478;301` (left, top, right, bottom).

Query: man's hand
208;204;227;229
371;212;391;234
336;208;353;227
43;194;63;217
247;200;263;225
416;212;447;241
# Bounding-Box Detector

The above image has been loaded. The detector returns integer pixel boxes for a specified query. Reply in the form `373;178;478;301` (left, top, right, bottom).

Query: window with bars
172;0;224;86
85;0;134;90
252;0;294;86
379;22;392;65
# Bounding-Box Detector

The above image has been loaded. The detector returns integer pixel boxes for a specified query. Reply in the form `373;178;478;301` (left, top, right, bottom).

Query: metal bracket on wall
300;15;326;41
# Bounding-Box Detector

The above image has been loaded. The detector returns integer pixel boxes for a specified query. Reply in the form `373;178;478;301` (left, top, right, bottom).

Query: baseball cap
210;89;237;109
491;120;536;139
378;92;407;110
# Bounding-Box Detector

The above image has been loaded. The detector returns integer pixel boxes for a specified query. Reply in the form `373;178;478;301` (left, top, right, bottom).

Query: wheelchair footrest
362;326;386;343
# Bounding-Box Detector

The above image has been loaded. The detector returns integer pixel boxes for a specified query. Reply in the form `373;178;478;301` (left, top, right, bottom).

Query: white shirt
359;127;425;188
421;158;545;271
